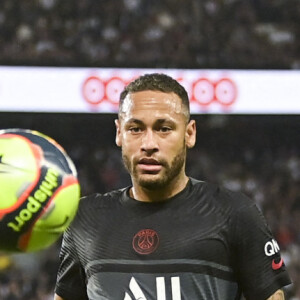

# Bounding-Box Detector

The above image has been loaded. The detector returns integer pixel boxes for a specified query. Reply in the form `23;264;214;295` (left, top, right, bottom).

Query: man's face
115;90;196;190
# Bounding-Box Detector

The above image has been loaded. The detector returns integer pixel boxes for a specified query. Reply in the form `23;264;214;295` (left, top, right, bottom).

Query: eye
159;126;172;133
129;127;142;133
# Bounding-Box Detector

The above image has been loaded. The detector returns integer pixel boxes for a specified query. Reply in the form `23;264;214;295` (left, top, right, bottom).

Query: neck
130;174;189;202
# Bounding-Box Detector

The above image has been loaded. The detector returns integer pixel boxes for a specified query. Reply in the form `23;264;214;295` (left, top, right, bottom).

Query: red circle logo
133;229;159;255
82;76;105;105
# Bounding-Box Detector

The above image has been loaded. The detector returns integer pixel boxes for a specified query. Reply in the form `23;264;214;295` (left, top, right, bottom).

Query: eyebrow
125;118;176;126
125;118;144;125
155;119;176;126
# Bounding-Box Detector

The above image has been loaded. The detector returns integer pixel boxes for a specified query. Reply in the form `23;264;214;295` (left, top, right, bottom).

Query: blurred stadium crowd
0;0;300;299
0;114;299;299
0;0;299;69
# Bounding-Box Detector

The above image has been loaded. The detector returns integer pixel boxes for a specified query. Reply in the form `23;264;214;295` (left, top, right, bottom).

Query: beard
122;144;187;190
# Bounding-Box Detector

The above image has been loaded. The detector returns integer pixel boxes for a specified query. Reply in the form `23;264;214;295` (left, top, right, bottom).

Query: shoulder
190;177;255;212
69;188;128;226
189;178;265;231
78;188;127;210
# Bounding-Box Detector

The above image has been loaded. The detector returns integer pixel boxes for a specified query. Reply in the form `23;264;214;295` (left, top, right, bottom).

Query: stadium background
0;0;299;299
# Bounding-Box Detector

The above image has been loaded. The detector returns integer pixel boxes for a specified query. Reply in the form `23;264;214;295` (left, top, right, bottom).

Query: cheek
165;134;185;151
121;137;138;155
122;132;144;149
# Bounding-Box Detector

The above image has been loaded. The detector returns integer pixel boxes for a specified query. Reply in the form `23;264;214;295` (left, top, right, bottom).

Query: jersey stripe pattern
55;178;291;300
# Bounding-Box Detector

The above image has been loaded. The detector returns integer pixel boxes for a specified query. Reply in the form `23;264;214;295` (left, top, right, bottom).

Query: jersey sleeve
55;226;89;300
231;199;291;300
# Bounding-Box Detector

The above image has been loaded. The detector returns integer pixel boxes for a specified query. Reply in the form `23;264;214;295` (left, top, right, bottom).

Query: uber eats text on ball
7;167;59;232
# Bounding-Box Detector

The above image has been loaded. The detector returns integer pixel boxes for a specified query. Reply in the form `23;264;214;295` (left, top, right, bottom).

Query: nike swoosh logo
0;162;19;173
0;155;32;174
35;216;70;233
272;258;283;270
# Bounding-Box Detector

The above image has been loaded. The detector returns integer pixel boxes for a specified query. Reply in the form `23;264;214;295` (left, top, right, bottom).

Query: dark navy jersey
55;178;291;300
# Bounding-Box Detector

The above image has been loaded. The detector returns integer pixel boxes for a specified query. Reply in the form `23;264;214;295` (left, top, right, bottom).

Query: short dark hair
119;73;190;120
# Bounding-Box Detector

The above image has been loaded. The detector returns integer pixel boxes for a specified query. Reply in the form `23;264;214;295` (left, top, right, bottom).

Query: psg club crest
133;229;159;255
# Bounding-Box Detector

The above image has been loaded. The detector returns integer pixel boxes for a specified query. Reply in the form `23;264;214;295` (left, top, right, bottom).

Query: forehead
119;90;186;121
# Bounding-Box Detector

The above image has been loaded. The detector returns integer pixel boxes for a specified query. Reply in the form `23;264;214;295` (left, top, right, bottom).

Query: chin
137;174;168;190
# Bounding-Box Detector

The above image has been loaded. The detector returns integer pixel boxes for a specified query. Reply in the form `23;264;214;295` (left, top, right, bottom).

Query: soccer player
54;73;291;300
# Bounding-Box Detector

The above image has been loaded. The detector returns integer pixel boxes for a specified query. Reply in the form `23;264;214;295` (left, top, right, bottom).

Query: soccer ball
0;129;80;252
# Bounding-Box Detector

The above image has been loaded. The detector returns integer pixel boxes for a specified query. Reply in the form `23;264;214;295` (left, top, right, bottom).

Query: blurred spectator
0;0;299;68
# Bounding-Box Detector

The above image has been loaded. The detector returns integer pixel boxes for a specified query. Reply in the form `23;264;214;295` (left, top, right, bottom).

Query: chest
76;204;232;267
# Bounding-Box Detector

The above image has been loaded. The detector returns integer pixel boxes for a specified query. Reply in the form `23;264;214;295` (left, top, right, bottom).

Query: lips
138;158;162;173
139;158;160;165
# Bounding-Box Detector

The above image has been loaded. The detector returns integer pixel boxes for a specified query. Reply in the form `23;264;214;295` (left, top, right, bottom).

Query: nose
141;129;158;155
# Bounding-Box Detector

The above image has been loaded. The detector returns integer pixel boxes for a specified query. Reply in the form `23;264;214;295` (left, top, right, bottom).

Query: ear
115;119;122;147
185;120;196;149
